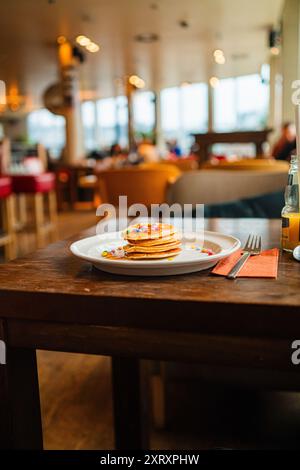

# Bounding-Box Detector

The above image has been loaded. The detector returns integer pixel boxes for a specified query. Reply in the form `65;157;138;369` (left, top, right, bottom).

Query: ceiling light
136;78;145;89
270;46;280;56
213;49;225;64
129;75;145;88
86;42;100;53
76;35;91;47
57;35;66;45
215;55;226;64
129;75;139;85
213;49;224;58
7;85;23;112
209;76;219;88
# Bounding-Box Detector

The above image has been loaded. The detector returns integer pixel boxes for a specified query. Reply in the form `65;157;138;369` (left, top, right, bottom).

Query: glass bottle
281;156;300;252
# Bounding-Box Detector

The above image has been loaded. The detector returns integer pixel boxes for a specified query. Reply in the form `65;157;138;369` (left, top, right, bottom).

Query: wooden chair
0;177;16;260
159;159;198;171
97;166;181;208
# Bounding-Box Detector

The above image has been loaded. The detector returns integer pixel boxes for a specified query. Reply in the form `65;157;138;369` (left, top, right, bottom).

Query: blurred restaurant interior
2;0;300;452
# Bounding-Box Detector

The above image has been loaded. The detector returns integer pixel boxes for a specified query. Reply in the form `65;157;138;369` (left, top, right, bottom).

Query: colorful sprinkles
185;244;214;256
201;248;214;256
126;223;156;235
125;223;173;237
102;246;125;259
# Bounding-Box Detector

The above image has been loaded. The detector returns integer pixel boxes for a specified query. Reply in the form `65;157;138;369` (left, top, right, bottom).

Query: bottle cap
293;245;300;261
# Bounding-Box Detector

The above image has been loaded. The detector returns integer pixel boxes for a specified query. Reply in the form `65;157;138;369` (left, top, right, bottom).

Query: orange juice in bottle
281;156;300;252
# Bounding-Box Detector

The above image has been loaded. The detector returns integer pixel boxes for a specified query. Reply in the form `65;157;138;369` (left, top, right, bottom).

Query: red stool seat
11;172;56;194
0;176;12;199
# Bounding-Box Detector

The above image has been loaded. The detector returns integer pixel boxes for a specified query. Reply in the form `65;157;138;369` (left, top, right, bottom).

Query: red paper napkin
212;248;279;278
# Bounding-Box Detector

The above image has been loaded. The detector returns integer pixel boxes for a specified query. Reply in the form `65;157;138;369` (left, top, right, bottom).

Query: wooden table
193;130;272;163
1;218;300;450
52;161;96;210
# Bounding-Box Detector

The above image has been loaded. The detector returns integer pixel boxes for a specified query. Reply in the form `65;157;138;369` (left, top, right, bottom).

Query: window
133;91;155;136
161;87;180;135
27;109;65;158
96;98;117;148
81;97;126;151
115;96;128;148
83;93;155;150
213;78;236;132
81;97;128;151
213;74;269;132
181;83;208;133
236;75;269;129
161;83;208;153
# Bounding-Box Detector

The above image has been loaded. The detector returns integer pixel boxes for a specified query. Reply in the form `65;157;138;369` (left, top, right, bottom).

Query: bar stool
0;176;16;260
11;173;58;248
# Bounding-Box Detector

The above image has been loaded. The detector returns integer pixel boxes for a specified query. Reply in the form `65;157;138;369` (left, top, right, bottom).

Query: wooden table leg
111;357;150;450
0;321;43;449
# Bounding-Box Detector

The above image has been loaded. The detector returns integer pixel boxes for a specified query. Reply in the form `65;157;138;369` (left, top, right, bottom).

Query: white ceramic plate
70;230;241;276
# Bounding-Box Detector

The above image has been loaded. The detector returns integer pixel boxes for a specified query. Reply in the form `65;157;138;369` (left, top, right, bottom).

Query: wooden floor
38;350;300;450
2;209;300;449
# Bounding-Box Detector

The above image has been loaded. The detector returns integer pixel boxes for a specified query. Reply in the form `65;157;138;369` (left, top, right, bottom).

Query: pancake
125;248;181;260
103;223;182;261
124;240;181;254
128;234;180;247
124;223;176;241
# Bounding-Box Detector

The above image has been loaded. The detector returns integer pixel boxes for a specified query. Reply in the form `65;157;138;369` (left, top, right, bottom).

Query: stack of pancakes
123;223;181;260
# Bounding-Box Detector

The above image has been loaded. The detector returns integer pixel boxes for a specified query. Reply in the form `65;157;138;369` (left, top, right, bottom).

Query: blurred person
88;150;107;160
137;136;159;163
110;143;122;157
94;152;113;172
112;144;131;168
272;122;296;161
186;142;201;162
166;139;182;157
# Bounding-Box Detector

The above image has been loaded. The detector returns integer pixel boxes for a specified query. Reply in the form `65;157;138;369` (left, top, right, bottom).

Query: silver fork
227;234;262;279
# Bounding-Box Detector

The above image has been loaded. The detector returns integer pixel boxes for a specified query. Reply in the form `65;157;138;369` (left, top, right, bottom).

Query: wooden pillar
58;41;84;164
